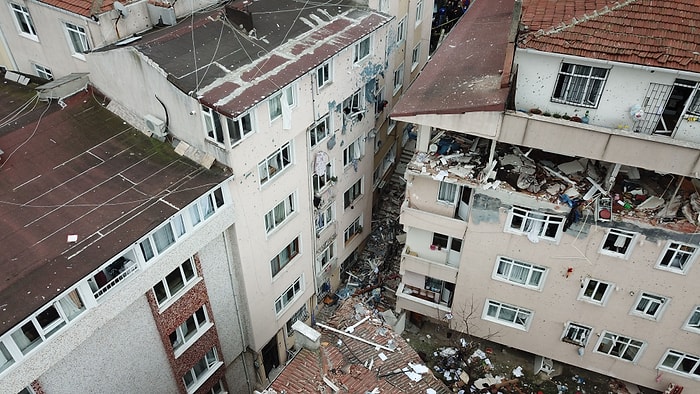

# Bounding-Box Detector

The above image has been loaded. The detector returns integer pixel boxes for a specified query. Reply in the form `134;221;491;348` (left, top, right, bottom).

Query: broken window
484;300;532;330
431;232;449;249
202;105;224;144
493;256;546;289
596;331;644;362
657;241;696;274
269;85;295;121
562;322;592;346
258;142;293;185
505;207;564;243
600;228;636;258
343;137;364;167
632;292;667;320
226;112;254;146
309;115;330;147
659;349;700;379
579;278;612;305
552;63;608;107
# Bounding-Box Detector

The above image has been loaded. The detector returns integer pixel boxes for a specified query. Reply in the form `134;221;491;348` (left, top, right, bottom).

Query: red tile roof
39;0;116;17
269;300;452;394
519;0;700;73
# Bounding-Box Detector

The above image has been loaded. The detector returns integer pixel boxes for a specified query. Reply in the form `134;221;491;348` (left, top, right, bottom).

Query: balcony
396;282;452;319
400;200;466;239
401;246;459;283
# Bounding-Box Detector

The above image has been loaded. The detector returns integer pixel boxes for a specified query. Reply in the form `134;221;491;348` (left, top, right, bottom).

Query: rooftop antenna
114;1;129;18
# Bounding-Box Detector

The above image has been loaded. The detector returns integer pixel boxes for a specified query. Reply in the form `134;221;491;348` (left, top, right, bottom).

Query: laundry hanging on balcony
314;151;329;176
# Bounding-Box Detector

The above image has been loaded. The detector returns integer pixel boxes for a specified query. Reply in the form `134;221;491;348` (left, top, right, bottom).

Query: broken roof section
266;300;451;394
0;74;228;334
407;130;700;234
519;0;700;73
391;0;517;118
128;0;391;118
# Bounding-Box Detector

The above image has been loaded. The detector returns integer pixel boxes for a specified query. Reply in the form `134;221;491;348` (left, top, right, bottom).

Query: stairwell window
170;306;212;357
344;216;362;243
183;347;221;393
396;17;406;45
344;178;363;209
505;207;564;243
153;258;197;307
317;242;335;272
631;292;668;320
578;278;613;305
11;3;37;39
415;0;424;25
684;306;700;333
562;322;592;346
64;22;90;56
552;63;608;108
393;63;404;95
657;241;696;274
259;142;293;185
265;192;296;234
353;36;371;63
226;112;254;146
411;43;421;71
595;331;644;362
483;300;533;331
600;228;637;259
493;256;546;290
271;237;300;277
658;350;700;379
275;276;303;314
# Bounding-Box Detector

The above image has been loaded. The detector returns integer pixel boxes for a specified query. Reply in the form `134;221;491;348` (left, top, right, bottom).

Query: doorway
261;336;280;379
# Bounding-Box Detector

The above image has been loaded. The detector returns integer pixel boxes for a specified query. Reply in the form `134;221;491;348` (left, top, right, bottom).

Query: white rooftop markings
12;174;41;192
299;17;315;28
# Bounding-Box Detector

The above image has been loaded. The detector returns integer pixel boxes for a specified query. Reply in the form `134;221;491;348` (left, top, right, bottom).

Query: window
483;300;533;330
88;256;138;298
286;304;308;336
373;142;396;187
275;276;303;314
415;0;424;25
437;181;458;204
269;85;296;121
600;228;637;258
153;258;197;306
259;142;292;185
379;0;388;12
688;87;700;116
343;137;364;168
579;278;612;305
310;115;330;147
506;207;565;242
631;292;668;320
658;350;700;378
316;61;332;88
265;193;296;233
552;63;608;107
312;162;333;193
271;237;300;277
0;342;14;374
595;331;644;362
343;90;363;115
182;347;220;392
411;43;421;71
189;188;224;228
344;178;363;208
685;306;700;333
387;118;396;134
493;256;547;290
396;17;406;44
169;306;211;355
11;3;37;38
353;36;371;63
317;242;335;272
393;63;404;94
152;223;176;254
657;241;696;273
432;232;448;249
562;322;592;346
33;64;53;80
65;22;90;55
209;380;226;394
316;205;334;233
226;112;254;146
374;86;385;116
202;105;224;144
344;216;362;243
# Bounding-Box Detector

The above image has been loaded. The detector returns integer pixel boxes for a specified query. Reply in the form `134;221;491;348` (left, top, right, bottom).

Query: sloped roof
39;0;115;17
0;76;228;334
129;1;390;118
269;300;452;394
519;0;700;73
391;0;517;118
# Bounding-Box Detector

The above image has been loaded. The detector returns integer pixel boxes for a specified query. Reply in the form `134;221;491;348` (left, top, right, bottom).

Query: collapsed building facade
391;0;700;391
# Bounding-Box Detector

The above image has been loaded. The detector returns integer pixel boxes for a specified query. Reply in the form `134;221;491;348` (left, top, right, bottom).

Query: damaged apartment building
0;0;433;393
391;0;700;392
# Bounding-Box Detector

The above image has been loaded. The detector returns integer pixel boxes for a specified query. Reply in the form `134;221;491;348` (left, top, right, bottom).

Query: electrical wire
0;98;51;171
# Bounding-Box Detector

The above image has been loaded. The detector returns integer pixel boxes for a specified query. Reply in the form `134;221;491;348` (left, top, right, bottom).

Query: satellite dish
114;1;129;18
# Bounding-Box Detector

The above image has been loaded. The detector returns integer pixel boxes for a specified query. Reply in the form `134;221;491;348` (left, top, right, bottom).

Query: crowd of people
431;0;471;53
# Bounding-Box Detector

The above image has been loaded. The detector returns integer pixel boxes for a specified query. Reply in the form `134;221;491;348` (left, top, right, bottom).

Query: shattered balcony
404;129;700;235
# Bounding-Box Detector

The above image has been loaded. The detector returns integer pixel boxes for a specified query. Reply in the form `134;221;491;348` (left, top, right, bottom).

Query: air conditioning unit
144;114;166;137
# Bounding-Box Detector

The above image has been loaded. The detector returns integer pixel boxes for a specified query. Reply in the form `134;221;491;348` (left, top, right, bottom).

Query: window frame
551;62;609;108
10;3;37;39
599;228;637;259
316;60;332;88
64;22;90;58
226;111;254;146
578;277;613;306
561;322;592;347
259;142;293;185
684;306;700;333
182;347;221;393
492;256;547;290
269;85;296;122
343;137;364;168
275;276;303;315
631;292;668;320
170;306;212;357
353;36;371;63
393;62;404;95
658;349;700;379
317;241;335;273
344;178;363;209
396;16;406;45
312;162;333;193
483;299;533;331
437;181;459;204
271;237;300;277
505;207;565;243
153;258;198;307
265;192;296;234
344;216;363;243
415;0;424;25
595;331;645;363
656;241;697;274
343;90;364;115
202;105;224;145
33;64;53;80
411;43;421;71
309;115;331;148
316;204;334;233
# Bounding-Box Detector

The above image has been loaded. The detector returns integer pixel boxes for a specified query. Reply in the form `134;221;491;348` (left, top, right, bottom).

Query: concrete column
416;123;431;152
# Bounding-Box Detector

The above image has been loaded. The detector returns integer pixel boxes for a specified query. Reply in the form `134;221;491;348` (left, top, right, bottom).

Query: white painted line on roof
158;197;180;210
119;173;136;185
87;150;105;162
13;174;41;191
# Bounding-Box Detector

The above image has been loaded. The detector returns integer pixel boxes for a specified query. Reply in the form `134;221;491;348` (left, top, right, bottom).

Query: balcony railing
93;262;138;299
396;283;452;318
401;246;459;283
